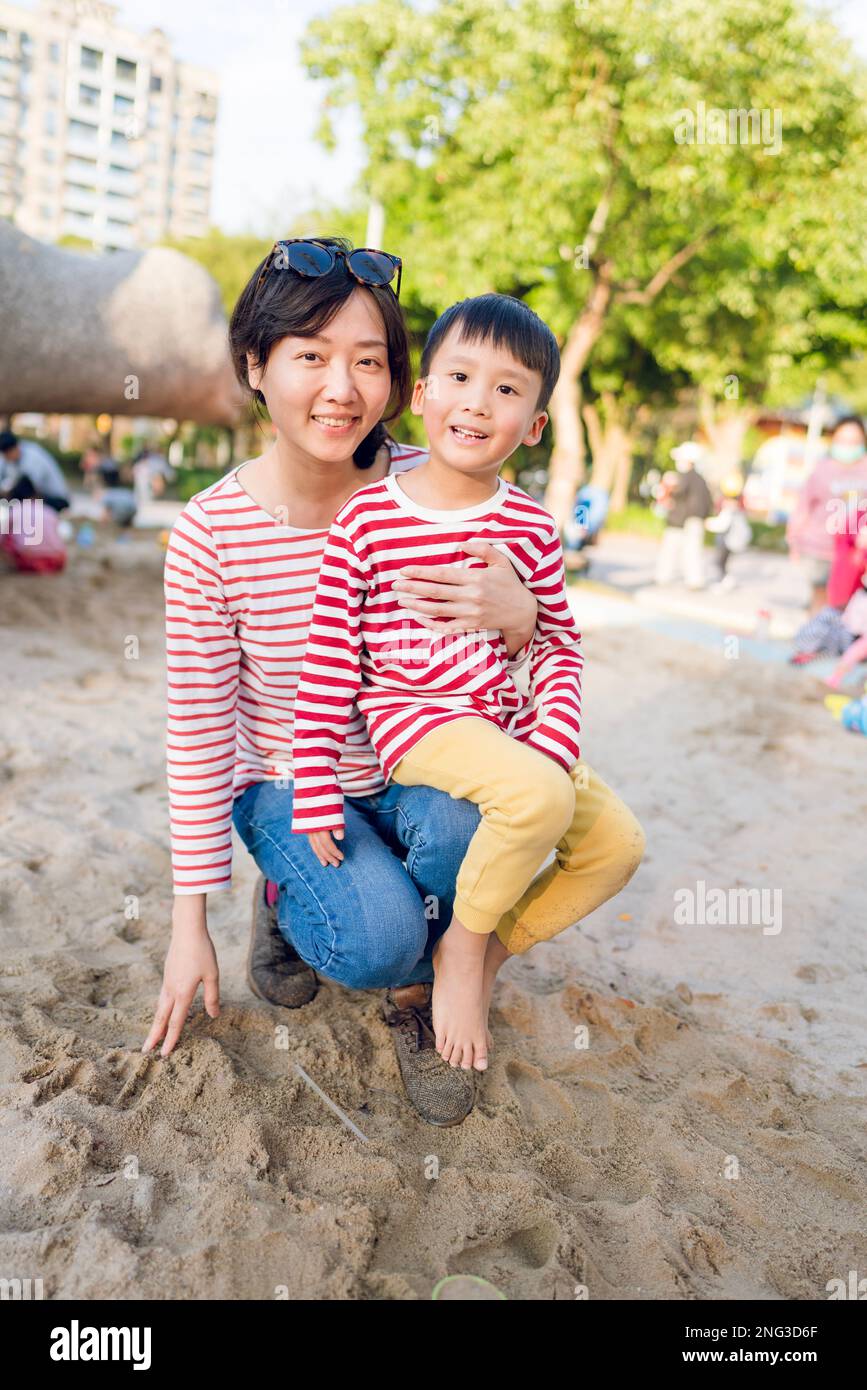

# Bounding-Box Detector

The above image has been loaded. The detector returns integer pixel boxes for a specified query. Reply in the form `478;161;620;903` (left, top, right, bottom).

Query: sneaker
246;874;318;1008
382;983;476;1127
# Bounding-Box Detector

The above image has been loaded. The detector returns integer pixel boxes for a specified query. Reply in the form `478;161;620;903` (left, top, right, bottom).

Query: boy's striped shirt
291;472;583;834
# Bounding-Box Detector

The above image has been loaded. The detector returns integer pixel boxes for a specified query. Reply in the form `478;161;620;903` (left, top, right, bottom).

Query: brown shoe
382;983;476;1127
246;874;318;1008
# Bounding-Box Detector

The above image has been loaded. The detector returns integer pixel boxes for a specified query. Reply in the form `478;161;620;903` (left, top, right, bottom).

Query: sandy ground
0;532;865;1301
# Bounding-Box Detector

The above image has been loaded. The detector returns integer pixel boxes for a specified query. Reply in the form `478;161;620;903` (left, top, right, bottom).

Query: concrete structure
0;221;243;424
0;0;217;250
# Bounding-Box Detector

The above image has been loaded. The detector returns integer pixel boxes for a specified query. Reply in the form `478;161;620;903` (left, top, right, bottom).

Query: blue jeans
232;779;481;989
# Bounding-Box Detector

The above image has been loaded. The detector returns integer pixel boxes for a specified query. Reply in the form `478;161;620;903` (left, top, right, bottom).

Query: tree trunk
698;388;757;486
610;432;635;512
544;262;614;528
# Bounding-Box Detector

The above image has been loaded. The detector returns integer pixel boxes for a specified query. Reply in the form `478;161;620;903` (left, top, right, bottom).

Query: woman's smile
310;413;362;437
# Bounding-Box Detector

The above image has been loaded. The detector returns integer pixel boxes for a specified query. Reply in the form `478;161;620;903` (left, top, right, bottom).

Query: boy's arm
291;521;368;834
520;531;583;770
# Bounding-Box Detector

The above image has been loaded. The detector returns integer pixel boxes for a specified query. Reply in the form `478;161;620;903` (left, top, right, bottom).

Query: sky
14;0;867;237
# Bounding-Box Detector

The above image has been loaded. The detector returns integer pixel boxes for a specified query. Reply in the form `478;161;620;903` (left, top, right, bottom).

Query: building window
116;57;137;83
68;119;98;143
43;147;57;164
67;156;97;177
48;41;61;63
80;46;102;71
149;74;162;93
43;110;57;136
110;129;129;148
46;76;60;100
40;203;52;220
113;93;134;115
79;83;100;108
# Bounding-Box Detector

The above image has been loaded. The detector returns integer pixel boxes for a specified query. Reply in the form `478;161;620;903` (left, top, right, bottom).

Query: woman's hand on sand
392;540;537;655
142;907;220;1057
307;829;344;867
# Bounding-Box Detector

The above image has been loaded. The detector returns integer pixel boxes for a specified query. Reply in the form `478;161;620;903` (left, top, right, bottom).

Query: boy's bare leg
481;933;512;1050
430;917;489;1071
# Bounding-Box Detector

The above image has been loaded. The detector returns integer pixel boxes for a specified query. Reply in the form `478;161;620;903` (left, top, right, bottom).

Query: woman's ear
246;350;264;394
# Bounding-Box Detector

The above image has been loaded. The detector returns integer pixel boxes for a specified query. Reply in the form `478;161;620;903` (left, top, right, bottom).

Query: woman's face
247;289;392;462
830;421;867;464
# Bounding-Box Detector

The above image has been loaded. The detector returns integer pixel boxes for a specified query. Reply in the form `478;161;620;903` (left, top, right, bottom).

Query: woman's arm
391;539;538;657
143;501;240;1055
142;893;220;1056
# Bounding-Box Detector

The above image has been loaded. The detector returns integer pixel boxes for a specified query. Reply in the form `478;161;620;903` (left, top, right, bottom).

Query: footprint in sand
450;1216;561;1280
505;1058;576;1128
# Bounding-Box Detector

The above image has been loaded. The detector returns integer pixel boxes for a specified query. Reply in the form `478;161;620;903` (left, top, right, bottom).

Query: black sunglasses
255;238;402;300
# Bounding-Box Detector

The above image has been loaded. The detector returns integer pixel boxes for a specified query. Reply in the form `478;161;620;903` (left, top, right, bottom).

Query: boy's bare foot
431;919;489;1071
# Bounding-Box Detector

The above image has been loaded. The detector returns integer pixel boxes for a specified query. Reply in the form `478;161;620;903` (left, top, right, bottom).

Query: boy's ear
523;411;548;447
246;350;263;393
410;378;427;415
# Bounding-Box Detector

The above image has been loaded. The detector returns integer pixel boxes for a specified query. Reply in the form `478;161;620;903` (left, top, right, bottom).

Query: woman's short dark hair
832;413;867;442
420;293;561;411
228;235;411;469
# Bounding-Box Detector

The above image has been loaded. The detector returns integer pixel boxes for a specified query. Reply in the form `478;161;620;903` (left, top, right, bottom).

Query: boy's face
411;327;548;474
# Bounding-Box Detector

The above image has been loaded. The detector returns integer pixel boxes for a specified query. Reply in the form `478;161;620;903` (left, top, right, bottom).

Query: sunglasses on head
255;238;402;300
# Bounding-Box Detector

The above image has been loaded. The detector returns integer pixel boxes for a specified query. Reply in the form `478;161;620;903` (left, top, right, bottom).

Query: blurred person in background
654;440;713;589
0;430;70;512
705;472;753;592
133;448;175;505
786;415;867;616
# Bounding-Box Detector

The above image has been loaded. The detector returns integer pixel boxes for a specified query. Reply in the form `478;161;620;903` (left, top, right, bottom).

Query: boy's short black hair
420;293;560;412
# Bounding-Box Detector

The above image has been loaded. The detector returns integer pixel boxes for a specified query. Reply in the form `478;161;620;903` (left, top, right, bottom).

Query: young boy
291;294;587;1076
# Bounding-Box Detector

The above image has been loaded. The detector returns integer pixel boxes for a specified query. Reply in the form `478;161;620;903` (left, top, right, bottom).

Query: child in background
825;580;867;688
706;473;752;592
291;295;640;1076
790;575;867;669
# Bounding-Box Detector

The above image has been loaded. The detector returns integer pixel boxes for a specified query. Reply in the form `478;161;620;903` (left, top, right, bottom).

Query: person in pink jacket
786;415;867;615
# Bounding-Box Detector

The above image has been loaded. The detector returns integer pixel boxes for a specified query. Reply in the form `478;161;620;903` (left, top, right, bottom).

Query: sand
0;533;865;1301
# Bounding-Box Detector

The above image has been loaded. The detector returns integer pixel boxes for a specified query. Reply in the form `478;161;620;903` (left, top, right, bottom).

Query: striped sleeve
164;500;240;894
519;532;583;770
290;520;369;834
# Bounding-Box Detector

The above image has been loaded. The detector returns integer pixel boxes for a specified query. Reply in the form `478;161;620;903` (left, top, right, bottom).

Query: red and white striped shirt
290;473;583;834
164;441;428;894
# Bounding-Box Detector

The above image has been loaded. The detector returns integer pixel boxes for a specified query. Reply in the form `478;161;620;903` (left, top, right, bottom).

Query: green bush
170;467;225;502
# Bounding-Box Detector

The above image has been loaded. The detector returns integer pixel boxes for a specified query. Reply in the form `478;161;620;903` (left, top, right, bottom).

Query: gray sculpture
0;223;243;425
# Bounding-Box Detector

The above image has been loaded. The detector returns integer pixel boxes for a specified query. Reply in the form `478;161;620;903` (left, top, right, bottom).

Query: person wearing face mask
787;415;867;616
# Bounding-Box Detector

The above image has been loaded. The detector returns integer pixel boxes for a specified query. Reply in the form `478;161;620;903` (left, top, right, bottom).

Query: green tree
303;0;867;519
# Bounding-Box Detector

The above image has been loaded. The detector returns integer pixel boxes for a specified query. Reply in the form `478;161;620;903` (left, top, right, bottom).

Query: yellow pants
391;716;646;955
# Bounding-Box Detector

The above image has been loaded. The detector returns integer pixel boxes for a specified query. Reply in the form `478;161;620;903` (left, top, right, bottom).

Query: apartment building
0;0;218;250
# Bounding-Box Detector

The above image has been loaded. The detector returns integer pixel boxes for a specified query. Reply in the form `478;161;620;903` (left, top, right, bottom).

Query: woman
787;415;867;616
142;236;644;1126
